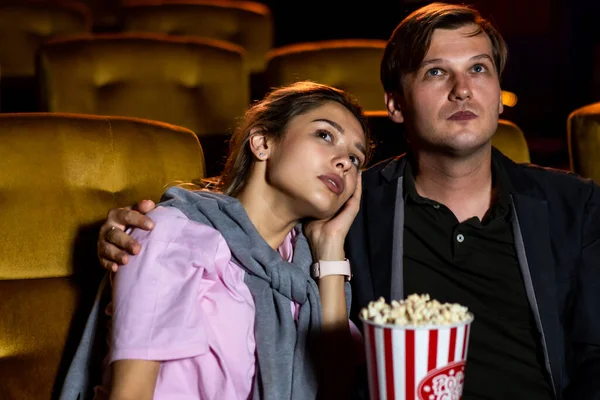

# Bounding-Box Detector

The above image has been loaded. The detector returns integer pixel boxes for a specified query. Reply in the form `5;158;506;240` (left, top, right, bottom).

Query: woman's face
265;101;367;220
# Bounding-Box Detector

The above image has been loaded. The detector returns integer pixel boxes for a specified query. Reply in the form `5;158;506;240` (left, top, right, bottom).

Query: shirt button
456;233;465;243
433;204;440;209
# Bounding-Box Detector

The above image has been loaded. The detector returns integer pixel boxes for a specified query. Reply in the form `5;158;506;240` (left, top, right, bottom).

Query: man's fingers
104;227;141;256
115;208;153;230
99;258;119;273
106;207;129;232
133;199;156;215
98;204;152;271
98;239;131;266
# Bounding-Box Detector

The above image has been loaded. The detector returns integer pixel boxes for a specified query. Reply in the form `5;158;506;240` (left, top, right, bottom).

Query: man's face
387;24;503;156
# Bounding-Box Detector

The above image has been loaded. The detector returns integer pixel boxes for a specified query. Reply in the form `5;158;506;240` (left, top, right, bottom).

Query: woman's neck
235;180;300;250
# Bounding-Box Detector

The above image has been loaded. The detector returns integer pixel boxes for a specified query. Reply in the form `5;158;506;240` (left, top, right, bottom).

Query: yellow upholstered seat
37;33;249;138
568;102;600;183
492;119;530;163
121;0;273;74
363;110;407;166
0;112;204;399
80;0;121;31
265;39;387;112
0;2;91;78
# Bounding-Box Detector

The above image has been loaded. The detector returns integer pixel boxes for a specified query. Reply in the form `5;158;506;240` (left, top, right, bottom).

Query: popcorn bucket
360;315;474;400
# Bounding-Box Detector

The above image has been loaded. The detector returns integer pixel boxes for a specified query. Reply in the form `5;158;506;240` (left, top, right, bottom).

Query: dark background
2;0;598;168
257;0;600;168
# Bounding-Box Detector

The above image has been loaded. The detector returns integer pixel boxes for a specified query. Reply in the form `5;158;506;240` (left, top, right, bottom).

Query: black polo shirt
403;158;553;399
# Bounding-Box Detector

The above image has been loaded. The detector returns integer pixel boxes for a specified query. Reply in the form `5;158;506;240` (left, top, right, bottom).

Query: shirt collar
403;151;512;221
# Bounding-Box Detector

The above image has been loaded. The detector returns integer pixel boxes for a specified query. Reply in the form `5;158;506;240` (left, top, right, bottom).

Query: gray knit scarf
160;186;322;400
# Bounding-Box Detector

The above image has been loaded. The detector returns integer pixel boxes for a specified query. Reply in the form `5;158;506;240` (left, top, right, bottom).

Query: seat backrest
364;110;407;166
0;2;91;77
0;112;204;399
265;39;387;112
567;102;600;183
79;0;121;31
121;0;273;73
492;119;531;163
37;33;249;138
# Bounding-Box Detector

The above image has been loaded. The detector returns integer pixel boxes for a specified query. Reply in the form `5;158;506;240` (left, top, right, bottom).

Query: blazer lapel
511;192;563;397
366;157;406;302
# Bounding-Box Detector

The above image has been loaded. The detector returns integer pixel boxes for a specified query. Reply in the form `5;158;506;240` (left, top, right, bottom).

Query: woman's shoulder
131;206;231;258
110;206;243;364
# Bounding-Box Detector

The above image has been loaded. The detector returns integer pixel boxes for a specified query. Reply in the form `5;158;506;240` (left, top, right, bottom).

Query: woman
93;81;372;400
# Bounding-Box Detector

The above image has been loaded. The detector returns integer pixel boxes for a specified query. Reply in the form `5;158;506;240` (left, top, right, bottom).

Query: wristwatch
311;259;352;281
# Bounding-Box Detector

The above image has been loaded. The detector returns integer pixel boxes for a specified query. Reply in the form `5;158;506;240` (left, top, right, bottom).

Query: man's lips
447;110;478;120
318;174;344;195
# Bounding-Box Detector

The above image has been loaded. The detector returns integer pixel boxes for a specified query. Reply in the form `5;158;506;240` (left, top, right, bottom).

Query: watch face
311;260;351;280
311;263;320;279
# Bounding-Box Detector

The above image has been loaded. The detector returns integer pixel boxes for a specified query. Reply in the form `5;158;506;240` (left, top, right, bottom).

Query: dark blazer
346;148;600;400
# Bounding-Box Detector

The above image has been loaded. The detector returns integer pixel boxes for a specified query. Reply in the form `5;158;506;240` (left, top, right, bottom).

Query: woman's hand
304;173;362;261
306;174;362;400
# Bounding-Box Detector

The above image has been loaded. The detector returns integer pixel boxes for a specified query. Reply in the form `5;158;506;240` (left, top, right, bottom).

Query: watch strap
311;259;352;281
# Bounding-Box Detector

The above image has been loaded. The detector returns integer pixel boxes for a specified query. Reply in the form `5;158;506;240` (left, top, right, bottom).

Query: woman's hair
380;2;508;96
204;81;372;196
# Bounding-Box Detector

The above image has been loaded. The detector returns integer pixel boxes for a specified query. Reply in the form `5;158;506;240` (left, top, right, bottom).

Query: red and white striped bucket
360;315;474;400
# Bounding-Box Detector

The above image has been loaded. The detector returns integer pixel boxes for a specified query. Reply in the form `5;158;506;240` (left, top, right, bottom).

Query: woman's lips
318;174;344;195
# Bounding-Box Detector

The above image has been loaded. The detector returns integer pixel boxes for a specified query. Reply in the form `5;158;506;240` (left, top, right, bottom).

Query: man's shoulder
508;160;596;194
499;154;599;206
362;154;406;184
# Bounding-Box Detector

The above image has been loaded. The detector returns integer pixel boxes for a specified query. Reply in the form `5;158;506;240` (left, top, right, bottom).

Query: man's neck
412;147;494;222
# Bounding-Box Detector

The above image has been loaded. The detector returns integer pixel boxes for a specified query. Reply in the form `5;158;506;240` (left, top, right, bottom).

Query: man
97;3;600;399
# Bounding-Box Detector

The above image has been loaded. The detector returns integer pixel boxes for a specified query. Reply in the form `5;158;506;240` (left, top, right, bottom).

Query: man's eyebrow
313;118;366;157
419;54;494;68
471;53;494;63
419;58;443;68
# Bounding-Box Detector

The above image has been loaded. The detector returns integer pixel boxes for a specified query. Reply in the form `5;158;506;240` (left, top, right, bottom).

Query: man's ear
498;94;504;115
248;128;271;160
385;92;405;123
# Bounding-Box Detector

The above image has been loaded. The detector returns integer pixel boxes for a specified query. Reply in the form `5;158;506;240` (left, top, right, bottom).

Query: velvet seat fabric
0;113;205;399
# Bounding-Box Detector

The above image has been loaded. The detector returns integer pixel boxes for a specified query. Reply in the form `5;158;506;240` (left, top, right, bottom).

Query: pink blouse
94;206;361;400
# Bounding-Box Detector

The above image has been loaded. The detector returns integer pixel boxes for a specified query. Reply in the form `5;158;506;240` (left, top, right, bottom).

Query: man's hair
380;2;508;95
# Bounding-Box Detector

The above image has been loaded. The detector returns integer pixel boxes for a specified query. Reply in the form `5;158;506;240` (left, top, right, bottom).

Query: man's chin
439;129;495;155
446;140;493;158
417;137;493;158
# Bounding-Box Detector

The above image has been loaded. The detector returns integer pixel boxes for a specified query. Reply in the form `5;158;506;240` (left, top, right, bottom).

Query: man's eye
427;68;443;77
472;64;486;73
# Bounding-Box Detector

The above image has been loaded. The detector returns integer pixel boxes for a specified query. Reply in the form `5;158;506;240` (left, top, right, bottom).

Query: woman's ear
385;92;405;123
249;128;270;160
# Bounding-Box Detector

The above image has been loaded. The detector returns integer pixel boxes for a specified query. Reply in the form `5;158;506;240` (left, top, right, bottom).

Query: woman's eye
317;130;333;142
349;155;361;168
